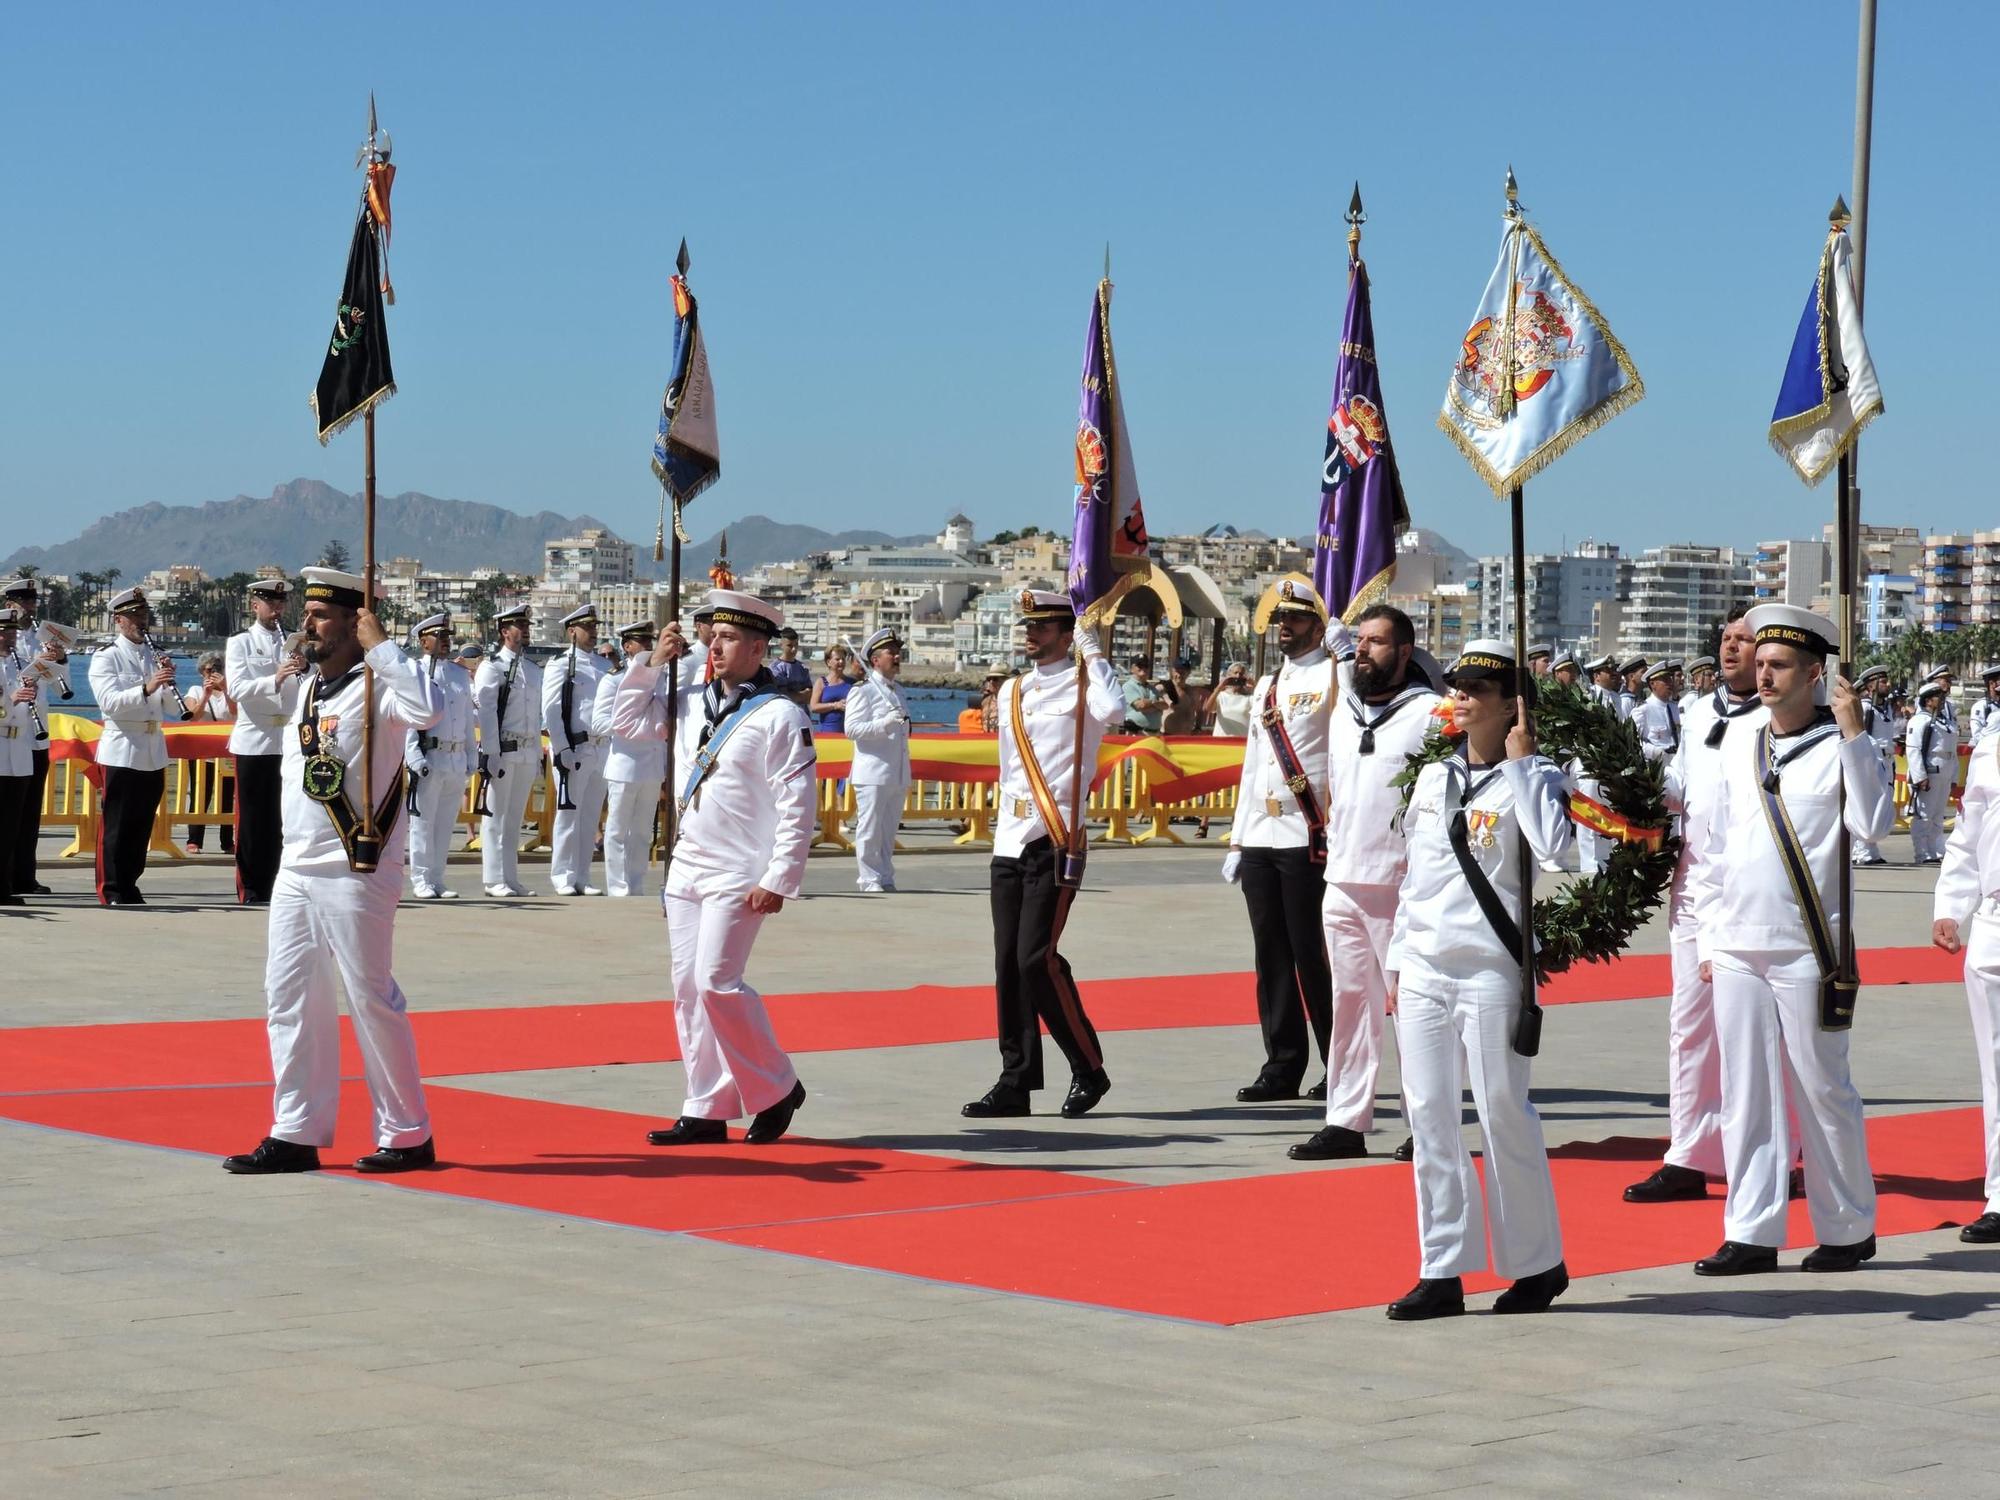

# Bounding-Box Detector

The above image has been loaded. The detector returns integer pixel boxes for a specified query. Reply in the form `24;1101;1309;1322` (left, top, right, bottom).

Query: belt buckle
1013;798;1029;818
1265;796;1283;817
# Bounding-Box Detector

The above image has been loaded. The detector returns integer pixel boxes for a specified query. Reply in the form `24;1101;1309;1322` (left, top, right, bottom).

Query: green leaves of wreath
1391;682;1680;980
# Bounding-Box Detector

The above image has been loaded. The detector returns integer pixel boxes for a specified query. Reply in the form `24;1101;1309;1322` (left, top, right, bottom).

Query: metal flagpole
356;97;383;869
655;239;694;878
1502;169;1541;1046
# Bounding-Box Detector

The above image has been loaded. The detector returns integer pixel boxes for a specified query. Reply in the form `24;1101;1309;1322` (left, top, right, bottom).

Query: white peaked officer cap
494;602;531;625
1645;661;1675;683
109;586;151;615
863;626;902;657
0;605;21;625
1;576;36;597
560;603;598;629
1584;653;1614;674
247;577;290;599
414;611;451;637
1687;655;1717;673
1527;643;1552;661
1925;666;1952;685
1268;577;1329;622
618;619;657;642
1982;663;2000;682
1744;603;1835;658
702;589;783;637
1550;648;1581;672
1015;588;1075;622
301;568;368;608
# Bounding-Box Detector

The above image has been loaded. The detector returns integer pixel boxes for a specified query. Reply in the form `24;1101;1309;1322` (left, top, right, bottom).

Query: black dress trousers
12;746;49;891
96;765;166;904
1237;844;1333;1088
990;836;1104;1094
232;753;283;902
0;770;29;898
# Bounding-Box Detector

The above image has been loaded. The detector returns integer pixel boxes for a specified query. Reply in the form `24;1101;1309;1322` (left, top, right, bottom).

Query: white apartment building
1753;537;1829;608
1616;544;1753;661
1475;541;1622;653
1385;583;1475;661
1862;574;1917;644
542;528;636;591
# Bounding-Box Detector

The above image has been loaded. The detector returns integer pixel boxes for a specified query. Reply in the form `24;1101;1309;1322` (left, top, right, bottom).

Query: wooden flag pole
360;404;377;857
1510;483;1540;1040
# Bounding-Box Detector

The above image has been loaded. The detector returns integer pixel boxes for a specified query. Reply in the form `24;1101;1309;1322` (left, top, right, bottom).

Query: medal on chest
302;751;346;803
1465;808;1499;849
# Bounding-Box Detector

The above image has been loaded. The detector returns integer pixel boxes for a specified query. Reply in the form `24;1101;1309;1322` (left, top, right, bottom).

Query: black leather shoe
646;1116;728;1146
1386;1277;1464;1321
1693;1241;1778;1276
1304;1076;1328;1102
1060;1069;1111;1118
29;883;52;896
1289;1125;1367;1161
0;894;22;907
745;1080;807;1145
1624;1164;1709;1203
1801;1235;1876;1272
355;1138;436;1173
1961;1212;2000;1244
1235;1078;1300;1103
962;1084;1031;1118
1493;1261;1570;1314
222;1137;321;1175
1392;1136;1414;1163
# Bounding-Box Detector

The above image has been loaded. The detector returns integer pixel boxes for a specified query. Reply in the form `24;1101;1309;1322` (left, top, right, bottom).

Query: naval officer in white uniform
405;612;476;900
473;604;542;896
844;625;912;893
591;620;667;899
1385;641;1574;1322
542;603;609;895
1933;717;2000;1246
3;576;71;895
225;578;302;904
88;588;180;906
1686;603;1893;1275
1906;683;1956;865
222;568;442;1176
1631;661;1682;762
613;589;813;1146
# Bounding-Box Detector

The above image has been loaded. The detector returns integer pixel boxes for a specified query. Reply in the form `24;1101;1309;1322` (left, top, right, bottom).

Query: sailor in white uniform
542;603;609;896
1970;666;2000;746
1933;725;2000;1246
1686;604;1893;1275
0;607;37;904
1631;661;1682;762
405;613;476;900
591;620;666;899
1291;604;1441;1161
1615;656;1647;722
1626;605;1766;1204
844;625;912;893
1906;683;1956;865
473;604;543;897
1851;665;1896;866
962;589;1124;1121
1385;640;1574;1321
222;569;441;1176
1222;577;1340;1102
613;589;813;1146
1680;655;1716;719
3;576;72;895
1572;654;1622;876
225;578;302;904
89;588;180;906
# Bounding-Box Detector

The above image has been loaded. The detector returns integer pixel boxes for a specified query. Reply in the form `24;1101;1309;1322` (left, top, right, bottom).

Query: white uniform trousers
1320;881;1400;1134
479;752;537;889
407;768;467;898
663;881;798;1121
852;782;903;891
1852;746;1892;862
264;868;430;1149
603;776;662;897
1663;911;1725;1175
1713;950;1875;1247
1396;974;1563;1280
1575;775;1606;875
1961;911;2000;1214
549;753;607;891
1911;778;1953;862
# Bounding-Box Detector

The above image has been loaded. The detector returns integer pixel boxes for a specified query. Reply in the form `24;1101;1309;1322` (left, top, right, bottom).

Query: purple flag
1067;279;1149;619
1313;259;1407;622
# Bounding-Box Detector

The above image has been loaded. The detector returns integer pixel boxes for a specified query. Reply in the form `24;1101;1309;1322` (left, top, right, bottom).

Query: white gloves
1221;848;1242;884
1074;624;1104;659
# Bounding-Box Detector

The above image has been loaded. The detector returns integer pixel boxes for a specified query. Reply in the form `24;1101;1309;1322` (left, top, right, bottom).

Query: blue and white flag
1438;219;1643;495
1769;224;1881;487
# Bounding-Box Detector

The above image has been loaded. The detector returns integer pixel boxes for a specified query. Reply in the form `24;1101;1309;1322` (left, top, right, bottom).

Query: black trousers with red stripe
232;753;283;902
990;836;1103;1093
1237;844;1332;1089
97;766;165;904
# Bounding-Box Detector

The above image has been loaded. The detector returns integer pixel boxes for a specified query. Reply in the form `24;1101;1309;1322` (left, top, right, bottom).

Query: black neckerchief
1449;745;1508;808
1761;707;1840;793
309;660;367;703
1704;687;1762;748
699;666;778;750
1346;682;1428;755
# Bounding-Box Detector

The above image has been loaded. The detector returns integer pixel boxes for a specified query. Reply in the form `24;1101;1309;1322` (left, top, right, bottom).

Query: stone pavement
6;829;2000;1498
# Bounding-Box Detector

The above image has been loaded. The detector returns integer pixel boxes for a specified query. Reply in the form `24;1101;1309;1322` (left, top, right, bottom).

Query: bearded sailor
844;626;912;893
612;589;813;1146
473;603;542;897
542;603;609;896
1685;604;1892;1275
590;621;665;899
224;578;303;905
962;589;1124;1120
88;588;177;907
1291;604;1441;1161
222;568;442;1176
1222;576;1339;1103
405;612;476;900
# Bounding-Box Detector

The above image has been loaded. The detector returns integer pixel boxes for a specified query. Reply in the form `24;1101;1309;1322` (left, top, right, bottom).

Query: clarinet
139;629;195;721
11;648;48;738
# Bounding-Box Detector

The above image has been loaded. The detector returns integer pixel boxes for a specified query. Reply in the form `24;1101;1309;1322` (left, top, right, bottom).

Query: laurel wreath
1391;682;1680;980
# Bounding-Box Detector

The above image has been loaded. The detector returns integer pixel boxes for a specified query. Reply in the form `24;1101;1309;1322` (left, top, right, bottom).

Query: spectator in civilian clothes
184;653;236;853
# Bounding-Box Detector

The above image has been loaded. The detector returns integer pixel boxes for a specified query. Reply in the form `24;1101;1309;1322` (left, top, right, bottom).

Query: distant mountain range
678;515;930;576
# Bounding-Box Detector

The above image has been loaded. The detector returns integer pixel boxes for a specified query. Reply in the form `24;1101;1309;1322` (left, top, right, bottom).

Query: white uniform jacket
612;663;816;898
281;643;441;878
1616;689;1639;722
473;648;543;762
1687;717;1894;962
225;622;302;756
1323;681;1441;888
1386;753;1575;994
1906;709;1957;789
591;666;668;784
405;654;477;777
844;670;912;787
88;636;174;771
1228;647;1336;850
1664;689;1768;897
993;655;1125;859
0;651;35;776
1864;701;1902;757
1631;693;1682;762
540;645;608;772
11;623;67;734
1971;698;2000;746
1937;737;2000;927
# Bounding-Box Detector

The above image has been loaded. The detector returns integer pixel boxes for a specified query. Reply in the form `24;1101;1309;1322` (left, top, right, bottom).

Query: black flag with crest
311;203;395;443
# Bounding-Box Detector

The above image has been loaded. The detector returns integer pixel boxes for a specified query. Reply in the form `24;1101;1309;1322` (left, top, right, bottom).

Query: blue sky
3;2;1990;563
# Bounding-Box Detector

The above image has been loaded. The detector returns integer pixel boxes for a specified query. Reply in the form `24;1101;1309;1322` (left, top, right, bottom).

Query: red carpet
0;946;1958;1095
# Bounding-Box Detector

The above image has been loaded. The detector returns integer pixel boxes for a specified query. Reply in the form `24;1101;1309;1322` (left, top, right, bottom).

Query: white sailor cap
701;588;782;637
1527;643;1552;662
559;603;598;629
1686;655;1717;673
247;577;290;599
1745;603;1837;658
0;576;35;598
1920;680;1948;703
1619;654;1648;675
301;567;368;608
109;586;150;616
1924;666;1952;685
1550;648;1581;672
413;611;451;637
1982;663;2000;682
1446;639;1518;685
1016;588;1075;622
863;626;903;657
1856;664;1890;686
455;641;487;659
618;619;657;643
1662;657;1684;673
494;602;531;626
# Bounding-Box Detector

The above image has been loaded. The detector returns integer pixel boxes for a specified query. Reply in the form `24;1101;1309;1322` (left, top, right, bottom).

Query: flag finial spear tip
1505;165;1519;202
1103;242;1111;281
1347;183;1364;222
1829;194;1851;228
676;238;690;276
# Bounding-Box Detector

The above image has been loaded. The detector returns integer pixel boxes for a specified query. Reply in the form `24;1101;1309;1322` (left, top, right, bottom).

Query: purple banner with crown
1313;260;1407;622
